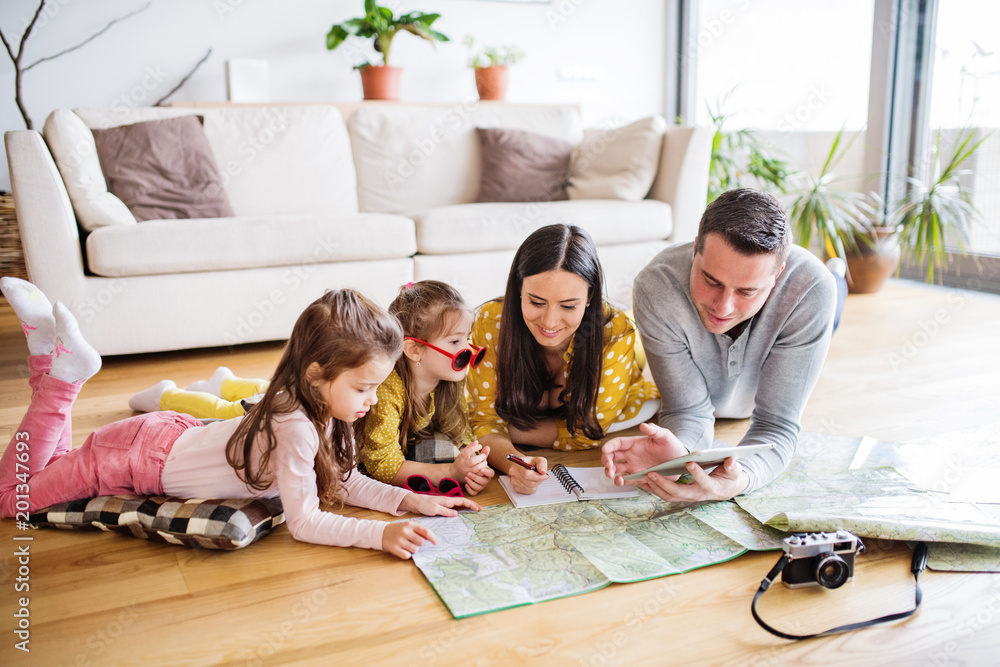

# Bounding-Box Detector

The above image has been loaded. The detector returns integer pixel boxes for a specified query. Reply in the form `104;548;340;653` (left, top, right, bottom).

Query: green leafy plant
326;0;448;68
707;99;794;203
786;128;877;261
462;36;524;68
889;127;990;282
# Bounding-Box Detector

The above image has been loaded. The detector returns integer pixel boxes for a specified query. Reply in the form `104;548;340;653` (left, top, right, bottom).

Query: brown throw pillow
92;115;235;222
475;127;573;203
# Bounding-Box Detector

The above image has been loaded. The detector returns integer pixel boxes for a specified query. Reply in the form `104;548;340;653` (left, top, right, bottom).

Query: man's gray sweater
633;242;837;494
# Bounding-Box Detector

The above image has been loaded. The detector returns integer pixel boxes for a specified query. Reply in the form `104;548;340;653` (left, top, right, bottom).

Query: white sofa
4;102;711;355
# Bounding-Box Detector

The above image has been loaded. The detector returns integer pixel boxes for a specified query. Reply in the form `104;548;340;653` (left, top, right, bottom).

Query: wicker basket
0;192;29;281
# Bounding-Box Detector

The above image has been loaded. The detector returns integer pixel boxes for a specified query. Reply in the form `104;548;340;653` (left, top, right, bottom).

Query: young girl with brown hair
360;280;494;496
0;278;478;559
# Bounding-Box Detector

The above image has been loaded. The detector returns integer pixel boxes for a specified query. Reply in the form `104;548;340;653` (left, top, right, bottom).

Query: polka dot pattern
358;369;471;483
468;300;661;451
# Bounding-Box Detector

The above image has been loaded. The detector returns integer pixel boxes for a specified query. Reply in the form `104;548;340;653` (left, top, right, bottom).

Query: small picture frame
226;59;270;103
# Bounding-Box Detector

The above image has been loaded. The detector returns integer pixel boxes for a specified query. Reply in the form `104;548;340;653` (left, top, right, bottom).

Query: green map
926;542;1000;572
411;496;772;618
411;433;1000;617
736;467;1000;547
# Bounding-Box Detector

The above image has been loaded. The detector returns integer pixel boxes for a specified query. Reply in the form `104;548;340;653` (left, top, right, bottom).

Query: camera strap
750;542;928;641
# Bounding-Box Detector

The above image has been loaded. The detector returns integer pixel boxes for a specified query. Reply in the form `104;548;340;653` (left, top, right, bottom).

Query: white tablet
621;444;777;481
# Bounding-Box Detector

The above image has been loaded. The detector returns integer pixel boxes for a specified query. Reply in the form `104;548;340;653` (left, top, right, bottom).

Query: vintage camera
781;530;864;589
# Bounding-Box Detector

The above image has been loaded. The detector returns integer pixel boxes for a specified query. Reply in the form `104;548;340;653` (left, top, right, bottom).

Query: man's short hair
695;188;791;268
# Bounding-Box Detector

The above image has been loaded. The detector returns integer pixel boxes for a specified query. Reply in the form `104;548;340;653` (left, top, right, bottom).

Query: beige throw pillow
42;110;137;232
567;116;668;201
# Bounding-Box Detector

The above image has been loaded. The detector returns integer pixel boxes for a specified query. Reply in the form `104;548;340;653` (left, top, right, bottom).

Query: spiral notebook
498;464;638;508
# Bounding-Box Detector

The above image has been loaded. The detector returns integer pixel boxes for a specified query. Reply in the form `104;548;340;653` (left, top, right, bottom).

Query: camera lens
814;554;850;589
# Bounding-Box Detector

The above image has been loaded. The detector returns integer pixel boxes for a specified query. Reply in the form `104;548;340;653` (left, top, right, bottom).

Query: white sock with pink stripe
50;302;102;384
1;276;55;356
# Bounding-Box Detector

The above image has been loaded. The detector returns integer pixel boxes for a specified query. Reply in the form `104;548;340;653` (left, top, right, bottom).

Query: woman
468;224;660;494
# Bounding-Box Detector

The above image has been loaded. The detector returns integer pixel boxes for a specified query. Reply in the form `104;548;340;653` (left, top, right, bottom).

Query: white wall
0;0;668;191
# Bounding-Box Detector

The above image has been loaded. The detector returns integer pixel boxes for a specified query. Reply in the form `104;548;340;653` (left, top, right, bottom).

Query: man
602;188;837;501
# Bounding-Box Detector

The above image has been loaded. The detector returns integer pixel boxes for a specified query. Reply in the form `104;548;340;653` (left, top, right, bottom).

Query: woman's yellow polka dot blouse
468;300;660;450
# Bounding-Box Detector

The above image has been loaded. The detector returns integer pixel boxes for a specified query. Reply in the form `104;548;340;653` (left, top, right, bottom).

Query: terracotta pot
844;227;901;294
359;65;401;101
474;66;509;101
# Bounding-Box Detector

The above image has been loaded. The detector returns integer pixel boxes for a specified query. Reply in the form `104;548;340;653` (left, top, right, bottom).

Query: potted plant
886;126;989;285
326;0;449;101
795;126;988;293
785;128;876;267
838;195;899;294
464;37;524;101
706;99;794;204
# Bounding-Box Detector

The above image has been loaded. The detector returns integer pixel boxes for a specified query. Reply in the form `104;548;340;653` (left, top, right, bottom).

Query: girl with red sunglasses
359;281;494;497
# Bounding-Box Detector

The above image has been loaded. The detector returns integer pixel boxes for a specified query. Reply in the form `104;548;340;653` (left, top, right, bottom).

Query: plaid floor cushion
29;496;284;550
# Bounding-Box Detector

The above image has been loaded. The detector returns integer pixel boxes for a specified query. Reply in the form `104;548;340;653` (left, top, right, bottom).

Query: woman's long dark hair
495;224;609;441
225;289;403;507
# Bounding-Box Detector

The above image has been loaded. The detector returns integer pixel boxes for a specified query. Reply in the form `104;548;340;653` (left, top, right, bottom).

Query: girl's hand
463;464;495;496
508;456;548;494
455;443;493;495
382;520;436;560
450;442;488;482
400;493;482;517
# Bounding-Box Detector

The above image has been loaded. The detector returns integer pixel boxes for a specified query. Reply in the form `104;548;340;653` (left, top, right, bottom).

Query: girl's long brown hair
384;280;470;453
225;289;403;506
495;224;609;441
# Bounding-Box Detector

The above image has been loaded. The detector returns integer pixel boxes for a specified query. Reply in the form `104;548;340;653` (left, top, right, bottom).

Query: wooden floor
1;280;999;666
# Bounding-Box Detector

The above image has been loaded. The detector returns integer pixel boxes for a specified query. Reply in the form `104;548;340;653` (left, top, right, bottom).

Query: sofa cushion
567;116;667;201
85;213;416;277
42;109;137;232
74;106;358;217
92;116;235;222
348;104;584;214
475;127;573;203
412;199;672;255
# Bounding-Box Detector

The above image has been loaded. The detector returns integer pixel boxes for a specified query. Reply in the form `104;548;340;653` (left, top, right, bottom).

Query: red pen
506;454;538;472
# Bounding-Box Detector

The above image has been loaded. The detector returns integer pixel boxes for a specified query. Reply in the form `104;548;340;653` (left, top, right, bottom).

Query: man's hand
601;422;749;502
640;457;750;502
601;422;689;482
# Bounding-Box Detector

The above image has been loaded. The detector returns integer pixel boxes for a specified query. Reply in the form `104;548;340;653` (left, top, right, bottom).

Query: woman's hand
399;492;482;517
508;456;549;494
381;521;436;560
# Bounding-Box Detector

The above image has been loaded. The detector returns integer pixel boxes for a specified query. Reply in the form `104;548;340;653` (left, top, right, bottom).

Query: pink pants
0;356;203;516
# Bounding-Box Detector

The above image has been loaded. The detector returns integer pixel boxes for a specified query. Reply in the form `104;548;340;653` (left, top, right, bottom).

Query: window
676;0;1000;292
891;0;1000;290
690;0;877;200
928;1;1000;257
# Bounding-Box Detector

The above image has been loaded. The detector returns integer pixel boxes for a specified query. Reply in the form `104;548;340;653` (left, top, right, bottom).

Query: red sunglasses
405;337;487;371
